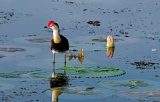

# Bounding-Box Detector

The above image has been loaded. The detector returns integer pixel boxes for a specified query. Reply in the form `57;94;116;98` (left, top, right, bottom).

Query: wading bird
46;20;69;63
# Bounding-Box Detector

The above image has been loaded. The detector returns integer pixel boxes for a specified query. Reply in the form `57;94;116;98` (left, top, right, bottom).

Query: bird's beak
44;26;48;28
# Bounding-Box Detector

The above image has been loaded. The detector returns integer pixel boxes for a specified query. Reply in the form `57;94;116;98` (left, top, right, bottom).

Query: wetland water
0;0;160;102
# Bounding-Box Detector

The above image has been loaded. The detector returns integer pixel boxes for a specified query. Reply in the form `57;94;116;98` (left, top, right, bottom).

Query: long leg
64;53;66;64
53;53;55;63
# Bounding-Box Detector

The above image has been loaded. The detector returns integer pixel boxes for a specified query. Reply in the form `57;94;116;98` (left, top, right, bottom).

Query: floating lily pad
0;70;49;79
13;37;50;45
26;37;50;43
118;89;160;99
0;47;25;52
57;67;86;73
98;79;160;92
0;45;41;57
57;66;125;78
46;86;113;100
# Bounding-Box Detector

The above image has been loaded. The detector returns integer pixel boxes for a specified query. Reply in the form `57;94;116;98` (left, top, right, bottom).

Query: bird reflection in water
50;62;69;102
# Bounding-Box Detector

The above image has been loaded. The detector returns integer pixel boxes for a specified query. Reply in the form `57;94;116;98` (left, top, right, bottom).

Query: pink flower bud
106;35;115;47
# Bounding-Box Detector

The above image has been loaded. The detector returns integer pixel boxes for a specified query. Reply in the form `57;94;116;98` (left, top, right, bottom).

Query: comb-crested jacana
46;20;69;63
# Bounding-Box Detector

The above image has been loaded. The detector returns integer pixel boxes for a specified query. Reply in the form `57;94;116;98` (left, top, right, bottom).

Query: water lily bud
78;48;84;57
68;52;73;57
106;35;115;48
68;52;73;60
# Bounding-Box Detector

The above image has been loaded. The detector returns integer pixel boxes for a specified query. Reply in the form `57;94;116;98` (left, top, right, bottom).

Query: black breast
50;35;69;52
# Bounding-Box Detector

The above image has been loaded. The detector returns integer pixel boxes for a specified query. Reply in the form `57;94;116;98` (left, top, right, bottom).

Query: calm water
0;0;160;102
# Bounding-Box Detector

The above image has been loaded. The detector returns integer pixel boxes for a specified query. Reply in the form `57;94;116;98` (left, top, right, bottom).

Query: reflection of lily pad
57;66;125;78
98;79;160;92
0;70;49;79
46;86;113;100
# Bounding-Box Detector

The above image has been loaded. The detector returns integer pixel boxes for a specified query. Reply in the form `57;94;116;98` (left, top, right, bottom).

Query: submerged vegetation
0;47;25;52
0;70;48;79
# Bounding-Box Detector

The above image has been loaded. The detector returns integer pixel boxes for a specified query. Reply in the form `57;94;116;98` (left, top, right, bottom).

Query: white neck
52;29;59;37
52;29;61;43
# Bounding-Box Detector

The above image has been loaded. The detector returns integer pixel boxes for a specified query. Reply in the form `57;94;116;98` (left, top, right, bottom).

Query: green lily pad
57;66;125;78
0;47;25;52
105;80;151;89
98;79;160;92
57;67;86;73
118;89;160;99
0;70;49;79
26;37;50;43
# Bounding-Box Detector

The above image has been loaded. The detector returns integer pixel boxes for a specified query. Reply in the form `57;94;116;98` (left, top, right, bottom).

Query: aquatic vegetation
106;35;115;48
68;48;84;64
105;80;151;89
57;66;125;78
57;67;86;73
119;89;160;98
131;60;159;69
98;79;160;92
0;70;48;79
0;47;25;52
87;20;100;26
26;37;50;43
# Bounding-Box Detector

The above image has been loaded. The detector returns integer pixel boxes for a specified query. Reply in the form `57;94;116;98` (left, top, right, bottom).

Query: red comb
48;20;55;27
